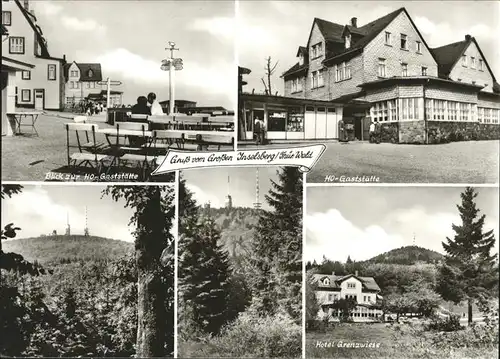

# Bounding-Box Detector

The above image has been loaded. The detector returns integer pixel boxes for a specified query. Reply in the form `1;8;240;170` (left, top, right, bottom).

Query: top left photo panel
1;0;236;182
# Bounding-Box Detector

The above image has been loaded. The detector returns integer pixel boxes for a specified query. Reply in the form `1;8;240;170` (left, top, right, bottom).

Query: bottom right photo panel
305;186;499;359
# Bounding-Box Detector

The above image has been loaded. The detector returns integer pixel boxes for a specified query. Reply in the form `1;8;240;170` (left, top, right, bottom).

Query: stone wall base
427;122;500;144
399;120;425;144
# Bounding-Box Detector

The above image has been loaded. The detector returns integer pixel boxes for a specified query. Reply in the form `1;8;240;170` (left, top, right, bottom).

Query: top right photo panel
237;1;499;184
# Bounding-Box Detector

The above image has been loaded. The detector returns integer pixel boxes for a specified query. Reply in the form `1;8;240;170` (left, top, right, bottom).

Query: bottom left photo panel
0;184;175;358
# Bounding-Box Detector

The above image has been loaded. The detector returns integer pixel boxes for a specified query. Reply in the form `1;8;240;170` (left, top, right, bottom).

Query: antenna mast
253;168;262;210
84;206;89;236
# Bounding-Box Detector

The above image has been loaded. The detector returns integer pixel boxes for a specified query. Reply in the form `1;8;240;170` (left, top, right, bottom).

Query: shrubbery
426;315;463;332
208;312;302;358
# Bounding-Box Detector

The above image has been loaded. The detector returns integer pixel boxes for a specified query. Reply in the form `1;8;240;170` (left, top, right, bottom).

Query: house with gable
311;271;384;322
239;7;500;143
1;0;66;112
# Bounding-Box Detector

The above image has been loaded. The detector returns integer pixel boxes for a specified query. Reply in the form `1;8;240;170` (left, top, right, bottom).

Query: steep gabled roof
431;36;498;89
281;62;309;78
431;40;469;78
296;46;308;57
314;18;345;42
64;62;103;82
311;273;381;292
14;0;50;57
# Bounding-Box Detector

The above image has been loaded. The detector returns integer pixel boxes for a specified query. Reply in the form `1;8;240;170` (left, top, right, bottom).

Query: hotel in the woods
238;7;500;143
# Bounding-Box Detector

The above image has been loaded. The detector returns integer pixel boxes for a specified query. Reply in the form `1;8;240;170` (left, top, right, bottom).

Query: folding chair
111;122;156;180
65;123;108;174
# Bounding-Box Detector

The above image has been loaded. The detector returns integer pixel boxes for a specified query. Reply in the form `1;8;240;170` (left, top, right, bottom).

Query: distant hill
2;235;133;265
198;206;261;257
364;245;444;265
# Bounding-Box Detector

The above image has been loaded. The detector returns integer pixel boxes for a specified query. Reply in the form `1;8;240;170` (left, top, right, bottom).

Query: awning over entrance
2;56;35;72
240;93;337;107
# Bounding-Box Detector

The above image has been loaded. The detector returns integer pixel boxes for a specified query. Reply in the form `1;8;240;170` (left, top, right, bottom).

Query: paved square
239;140;499;183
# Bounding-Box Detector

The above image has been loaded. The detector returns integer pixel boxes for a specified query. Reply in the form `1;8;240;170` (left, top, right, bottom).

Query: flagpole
107;77;111;110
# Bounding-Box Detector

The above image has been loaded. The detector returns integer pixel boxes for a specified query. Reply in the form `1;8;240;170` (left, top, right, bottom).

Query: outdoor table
7;111;42;136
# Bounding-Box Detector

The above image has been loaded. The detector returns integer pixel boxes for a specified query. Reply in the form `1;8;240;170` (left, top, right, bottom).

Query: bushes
207;312;302;358
426;315;463;332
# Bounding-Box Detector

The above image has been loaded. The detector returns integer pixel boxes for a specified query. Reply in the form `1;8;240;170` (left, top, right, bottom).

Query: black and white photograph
177;167;303;358
0;184;175;357
305;186;499;358
237;1;499;183
2;0;235;182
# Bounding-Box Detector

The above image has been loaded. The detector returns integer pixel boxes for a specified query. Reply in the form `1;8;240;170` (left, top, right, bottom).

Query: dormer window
88;69;94;77
298;54;304;66
323;278;330;285
311;42;323;59
345;34;351;49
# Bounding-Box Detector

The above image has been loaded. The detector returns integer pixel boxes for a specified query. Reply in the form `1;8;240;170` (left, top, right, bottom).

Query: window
484;108;491;124
448;101;457;121
70;70;79;78
401;98;420;120
400;34;408;49
323;278;330;285
328;294;333;301
478;107;484;123
471;57;476;69
335;62;352;82
291;78;302;93
377;58;386;77
416;41;422;53
86;82;90;89
287;106;304;132
9;37;25;54
318;70;324;87
48;64;56;80
345;34;351;49
479;59;484;71
401;63;408;77
459;103;469;121
432;99;444;120
389;99;397;121
311;42;323;58
347;283;356;289
88;69;94;77
462;54;467;67
21;89;31;102
2;11;12;26
22;71;31;80
492;109;499;124
311;71;318;89
385;31;391;45
421;67;427;76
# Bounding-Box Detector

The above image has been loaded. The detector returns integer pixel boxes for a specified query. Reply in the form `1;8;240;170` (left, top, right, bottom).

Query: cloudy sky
182;166;286;210
238;1;500;95
306;186;499;263
31;0;235;108
1;185;174;242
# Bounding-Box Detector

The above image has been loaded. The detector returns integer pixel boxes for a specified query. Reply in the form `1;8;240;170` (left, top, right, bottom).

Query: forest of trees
178;167;303;358
0;185;175;357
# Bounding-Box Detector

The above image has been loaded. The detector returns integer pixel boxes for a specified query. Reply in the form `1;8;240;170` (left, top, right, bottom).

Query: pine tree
179;218;231;335
248;167;303;321
436;187;498;325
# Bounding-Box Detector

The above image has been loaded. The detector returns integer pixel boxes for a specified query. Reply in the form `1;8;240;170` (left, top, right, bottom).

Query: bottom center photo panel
177;167;303;358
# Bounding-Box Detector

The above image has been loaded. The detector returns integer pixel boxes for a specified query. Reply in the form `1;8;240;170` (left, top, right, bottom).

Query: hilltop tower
225;175;233;209
84;206;90;236
65;212;71;236
253;168;262;210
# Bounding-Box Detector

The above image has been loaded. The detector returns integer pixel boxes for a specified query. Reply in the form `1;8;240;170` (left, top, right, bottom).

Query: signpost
161;42;183;115
97;77;122;110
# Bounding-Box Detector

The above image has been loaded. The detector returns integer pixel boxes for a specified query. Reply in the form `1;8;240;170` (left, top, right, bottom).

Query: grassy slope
2;235;133;264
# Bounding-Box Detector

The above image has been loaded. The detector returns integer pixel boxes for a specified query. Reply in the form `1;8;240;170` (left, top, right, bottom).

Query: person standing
254;116;262;144
369;120;376;143
374;120;381;144
147;92;164;116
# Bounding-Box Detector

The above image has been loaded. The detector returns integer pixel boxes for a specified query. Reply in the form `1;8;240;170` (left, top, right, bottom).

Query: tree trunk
136;271;166;357
468;298;473;326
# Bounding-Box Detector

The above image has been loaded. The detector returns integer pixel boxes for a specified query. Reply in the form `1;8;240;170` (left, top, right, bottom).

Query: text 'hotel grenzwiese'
238;7;500;144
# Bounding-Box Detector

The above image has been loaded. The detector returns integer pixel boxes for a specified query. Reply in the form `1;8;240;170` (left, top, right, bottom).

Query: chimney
465;34;471;41
23;0;29;11
331;271;335;277
355;270;359;277
351;17;357;28
63;54;66;62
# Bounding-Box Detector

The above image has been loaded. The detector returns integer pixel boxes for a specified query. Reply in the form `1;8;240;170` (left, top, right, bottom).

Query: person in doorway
254;116;262;144
374;120;381;144
369;120;376;143
147;92;164;116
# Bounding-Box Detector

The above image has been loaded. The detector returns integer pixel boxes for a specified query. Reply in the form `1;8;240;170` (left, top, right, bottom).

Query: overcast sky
32;0;235;108
306;186;500;263
238;1;500;95
1;185;174;243
182;166;286;210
